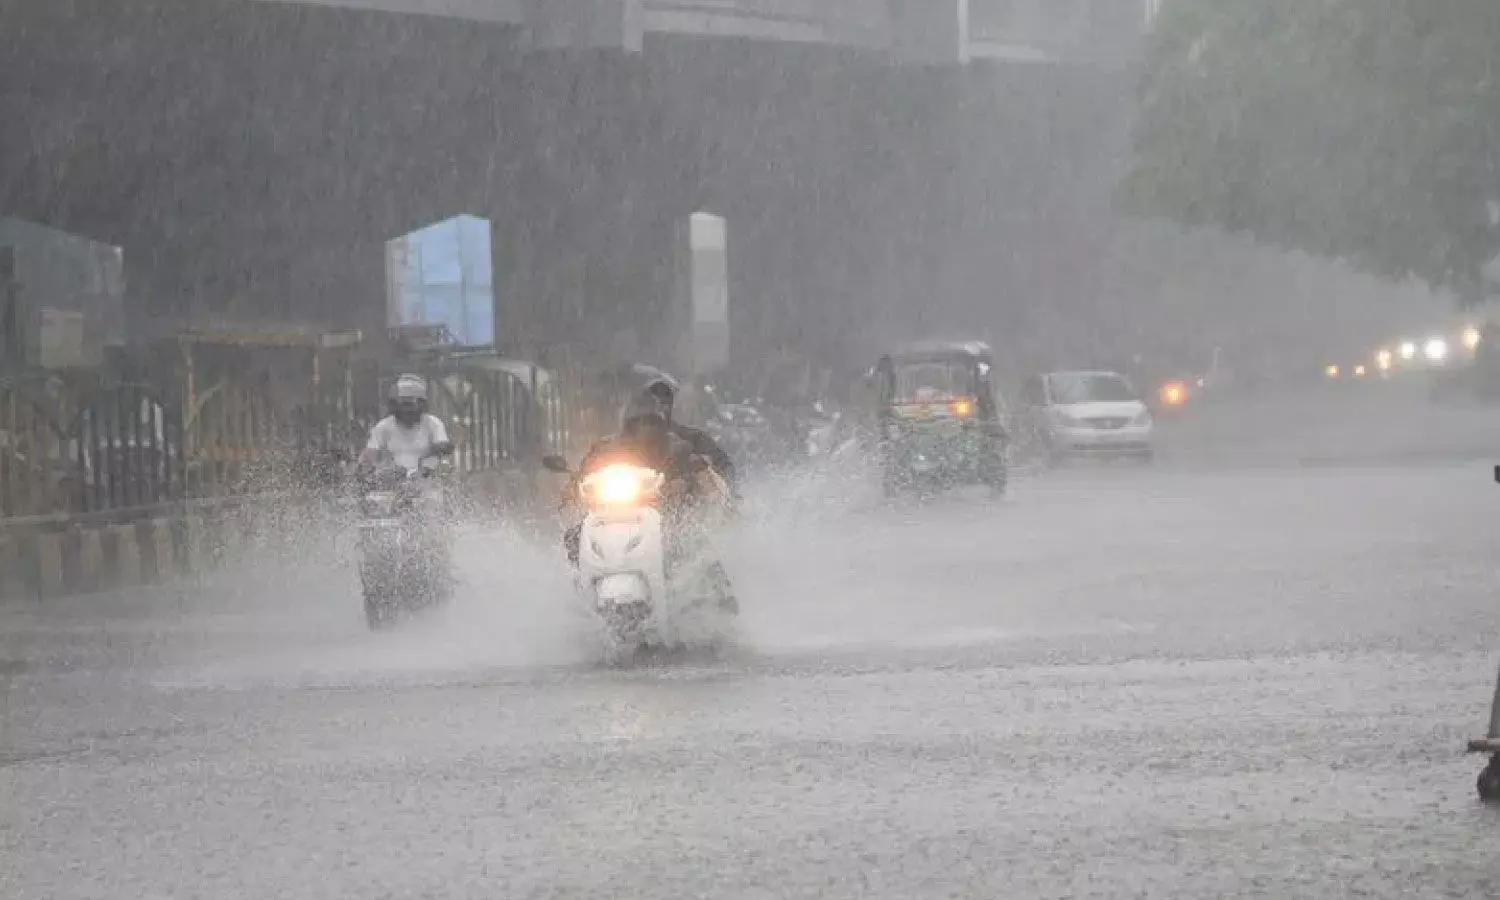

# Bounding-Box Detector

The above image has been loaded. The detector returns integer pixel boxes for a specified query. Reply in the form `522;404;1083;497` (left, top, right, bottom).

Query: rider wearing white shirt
358;374;454;473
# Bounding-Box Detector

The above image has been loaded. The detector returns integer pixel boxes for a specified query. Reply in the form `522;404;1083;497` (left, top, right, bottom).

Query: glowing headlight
1376;348;1393;371
581;464;662;508
1325;364;1340;379
1464;325;1483;351
1424;337;1449;362
1399;341;1417;361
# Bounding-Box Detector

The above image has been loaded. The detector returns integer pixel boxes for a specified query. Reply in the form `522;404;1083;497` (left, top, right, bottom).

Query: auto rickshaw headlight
950;398;975;418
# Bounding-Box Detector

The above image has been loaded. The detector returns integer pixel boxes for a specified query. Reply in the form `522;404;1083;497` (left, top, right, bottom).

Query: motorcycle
704;398;782;471
544;452;735;660
356;459;451;630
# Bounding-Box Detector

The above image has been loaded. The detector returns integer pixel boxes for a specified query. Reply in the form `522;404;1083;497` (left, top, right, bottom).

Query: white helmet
391;373;428;401
388;373;428;425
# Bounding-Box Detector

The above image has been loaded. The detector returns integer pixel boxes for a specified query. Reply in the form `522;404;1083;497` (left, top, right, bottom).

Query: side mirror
542;455;571;474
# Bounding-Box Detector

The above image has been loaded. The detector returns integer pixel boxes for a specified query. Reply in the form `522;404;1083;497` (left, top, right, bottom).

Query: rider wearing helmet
565;367;739;613
581;370;737;498
358;373;454;474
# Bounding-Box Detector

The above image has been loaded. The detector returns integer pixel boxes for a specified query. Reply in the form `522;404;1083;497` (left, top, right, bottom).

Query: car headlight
1424;337;1449;362
1399;341;1418;361
1159;382;1188;407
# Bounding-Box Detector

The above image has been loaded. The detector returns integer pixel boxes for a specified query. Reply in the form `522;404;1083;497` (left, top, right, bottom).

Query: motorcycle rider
564;371;739;613
357;373;454;476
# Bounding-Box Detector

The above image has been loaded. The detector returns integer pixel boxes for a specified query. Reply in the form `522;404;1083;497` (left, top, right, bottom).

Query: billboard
385;215;495;348
0;217;122;368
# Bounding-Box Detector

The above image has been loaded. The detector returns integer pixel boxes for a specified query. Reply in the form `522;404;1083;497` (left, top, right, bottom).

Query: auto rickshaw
872;341;1009;498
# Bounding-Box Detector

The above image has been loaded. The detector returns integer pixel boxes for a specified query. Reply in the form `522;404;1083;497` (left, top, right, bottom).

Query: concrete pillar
491;212;539;359
888;0;970;65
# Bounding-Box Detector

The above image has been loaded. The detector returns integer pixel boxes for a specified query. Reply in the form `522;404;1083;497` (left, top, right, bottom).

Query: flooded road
6;387;1500;899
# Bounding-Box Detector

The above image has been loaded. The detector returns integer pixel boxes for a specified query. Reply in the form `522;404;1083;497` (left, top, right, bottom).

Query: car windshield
892;361;974;403
1047;372;1136;404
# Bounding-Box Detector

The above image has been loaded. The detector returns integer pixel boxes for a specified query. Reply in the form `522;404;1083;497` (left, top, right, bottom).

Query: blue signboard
386;215;495;347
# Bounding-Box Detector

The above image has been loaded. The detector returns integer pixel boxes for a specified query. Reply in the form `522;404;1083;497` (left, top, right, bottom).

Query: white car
1023;370;1155;463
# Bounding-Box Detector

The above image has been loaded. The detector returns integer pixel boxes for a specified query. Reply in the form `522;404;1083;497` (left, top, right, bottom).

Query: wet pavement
5;387;1500;899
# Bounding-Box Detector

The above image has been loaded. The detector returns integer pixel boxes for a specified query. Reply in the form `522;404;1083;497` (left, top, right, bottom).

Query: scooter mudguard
577;507;669;615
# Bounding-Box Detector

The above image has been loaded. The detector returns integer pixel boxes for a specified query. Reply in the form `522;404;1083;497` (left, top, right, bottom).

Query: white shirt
366;414;450;472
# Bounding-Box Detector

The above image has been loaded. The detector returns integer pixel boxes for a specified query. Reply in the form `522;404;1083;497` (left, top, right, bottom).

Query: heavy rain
5;1;1500;897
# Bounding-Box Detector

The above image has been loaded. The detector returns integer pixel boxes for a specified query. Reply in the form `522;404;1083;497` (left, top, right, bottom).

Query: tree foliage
1123;0;1500;302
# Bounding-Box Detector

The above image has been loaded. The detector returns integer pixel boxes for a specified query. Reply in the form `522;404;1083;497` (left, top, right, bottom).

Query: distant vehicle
1153;378;1193;418
871;341;1009;498
1023;370;1155;464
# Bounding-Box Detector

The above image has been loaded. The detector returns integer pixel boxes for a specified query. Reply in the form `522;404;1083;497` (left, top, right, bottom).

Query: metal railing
1;340;570;524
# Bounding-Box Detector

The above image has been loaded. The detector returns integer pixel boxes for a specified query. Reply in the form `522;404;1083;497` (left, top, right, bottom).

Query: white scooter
544;453;734;658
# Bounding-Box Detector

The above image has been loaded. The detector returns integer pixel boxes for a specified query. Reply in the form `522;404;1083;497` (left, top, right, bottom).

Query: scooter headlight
580;464;664;509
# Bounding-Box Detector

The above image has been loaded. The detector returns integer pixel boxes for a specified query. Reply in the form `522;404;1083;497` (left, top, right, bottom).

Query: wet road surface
6;387;1500;899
